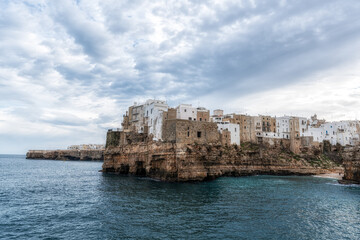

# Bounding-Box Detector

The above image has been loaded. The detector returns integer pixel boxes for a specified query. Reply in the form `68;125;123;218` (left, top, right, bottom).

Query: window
200;118;202;121
197;132;201;138
189;117;192;120
235;128;237;132
184;109;187;112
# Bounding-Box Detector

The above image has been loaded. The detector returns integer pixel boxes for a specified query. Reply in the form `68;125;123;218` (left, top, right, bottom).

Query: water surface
0;155;359;239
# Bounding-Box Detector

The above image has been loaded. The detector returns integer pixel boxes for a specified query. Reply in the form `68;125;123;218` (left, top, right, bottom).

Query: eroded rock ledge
102;142;343;182
341;146;360;184
26;150;104;161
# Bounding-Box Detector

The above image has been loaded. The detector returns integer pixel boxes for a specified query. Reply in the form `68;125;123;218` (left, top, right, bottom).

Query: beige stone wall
162;119;220;144
221;129;231;145
167;108;177;120
228;114;253;142
197;110;210;122
261;115;276;132
262;138;291;149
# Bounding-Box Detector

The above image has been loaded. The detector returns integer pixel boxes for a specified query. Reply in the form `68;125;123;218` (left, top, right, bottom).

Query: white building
176;104;197;121
276;116;291;139
262;132;281;139
217;121;240;145
144;99;168;140
305;126;324;142
304;120;360;146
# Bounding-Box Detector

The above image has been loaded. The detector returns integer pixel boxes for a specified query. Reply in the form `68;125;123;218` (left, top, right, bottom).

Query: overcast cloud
1;0;360;153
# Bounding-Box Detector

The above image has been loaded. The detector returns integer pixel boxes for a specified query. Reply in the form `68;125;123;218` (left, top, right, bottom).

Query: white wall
176;104;197;121
217;122;240;145
144;99;168;140
305;120;360;146
276;116;291;139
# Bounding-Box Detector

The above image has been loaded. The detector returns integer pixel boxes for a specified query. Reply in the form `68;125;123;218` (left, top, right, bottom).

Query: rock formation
103;142;343;182
26;150;104;161
340;146;360;184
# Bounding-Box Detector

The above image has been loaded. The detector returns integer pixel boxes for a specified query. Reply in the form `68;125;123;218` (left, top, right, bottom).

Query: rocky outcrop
102;142;343;182
26;150;104;161
340;146;360;184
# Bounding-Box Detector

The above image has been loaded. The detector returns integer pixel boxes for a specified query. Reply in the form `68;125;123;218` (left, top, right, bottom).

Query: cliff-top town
114;99;360;150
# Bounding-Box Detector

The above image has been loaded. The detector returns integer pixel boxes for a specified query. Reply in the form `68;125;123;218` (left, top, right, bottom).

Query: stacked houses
118;99;360;147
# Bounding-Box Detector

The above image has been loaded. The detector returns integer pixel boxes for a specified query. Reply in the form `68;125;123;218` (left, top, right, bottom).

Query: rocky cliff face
341;146;360;184
103;142;342;182
26;150;104;161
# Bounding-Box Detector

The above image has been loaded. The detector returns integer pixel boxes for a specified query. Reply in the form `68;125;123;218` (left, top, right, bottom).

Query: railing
108;128;122;132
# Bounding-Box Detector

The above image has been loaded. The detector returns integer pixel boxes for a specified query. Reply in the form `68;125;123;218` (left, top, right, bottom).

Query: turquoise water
0;155;359;240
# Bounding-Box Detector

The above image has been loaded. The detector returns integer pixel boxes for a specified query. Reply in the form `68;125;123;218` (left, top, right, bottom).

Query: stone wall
106;130;121;148
197;110;210;122
162;119;220;144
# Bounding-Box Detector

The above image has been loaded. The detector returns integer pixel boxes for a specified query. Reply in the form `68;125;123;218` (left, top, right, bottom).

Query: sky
1;0;360;154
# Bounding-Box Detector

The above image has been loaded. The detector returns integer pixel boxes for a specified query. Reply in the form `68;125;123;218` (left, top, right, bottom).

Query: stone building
213;109;224;117
162;119;220;144
128;103;145;133
261;115;276;132
196;107;210;122
121;100;169;140
223;114;255;143
309;114;326;127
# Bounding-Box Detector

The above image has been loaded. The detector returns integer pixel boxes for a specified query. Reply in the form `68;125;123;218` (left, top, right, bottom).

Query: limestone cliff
103;142;342;182
341;146;360;184
26;150;104;161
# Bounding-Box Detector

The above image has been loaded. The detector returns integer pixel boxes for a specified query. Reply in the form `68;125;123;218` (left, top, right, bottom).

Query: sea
0;154;359;240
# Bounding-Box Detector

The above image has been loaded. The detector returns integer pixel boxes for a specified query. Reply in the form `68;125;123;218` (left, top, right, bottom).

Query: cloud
1;0;360;153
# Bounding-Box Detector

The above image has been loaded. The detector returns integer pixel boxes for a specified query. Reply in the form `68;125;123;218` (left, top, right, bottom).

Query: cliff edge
26;150;104;161
103;142;342;182
340;146;360;184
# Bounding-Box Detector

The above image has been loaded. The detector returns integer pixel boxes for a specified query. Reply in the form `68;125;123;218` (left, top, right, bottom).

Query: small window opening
197;131;201;138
